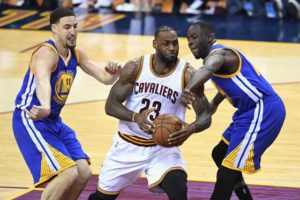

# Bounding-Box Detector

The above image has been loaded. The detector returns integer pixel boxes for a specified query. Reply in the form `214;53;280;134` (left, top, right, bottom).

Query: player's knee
217;166;239;184
60;165;79;184
212;141;228;167
78;165;92;182
160;170;188;200
88;190;118;200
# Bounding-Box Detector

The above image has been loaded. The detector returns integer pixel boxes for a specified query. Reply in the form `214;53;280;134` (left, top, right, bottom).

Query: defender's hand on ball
168;122;194;146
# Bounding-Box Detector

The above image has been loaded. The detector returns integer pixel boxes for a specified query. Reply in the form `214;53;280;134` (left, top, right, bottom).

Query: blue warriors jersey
210;44;278;112
15;39;79;118
209;44;286;173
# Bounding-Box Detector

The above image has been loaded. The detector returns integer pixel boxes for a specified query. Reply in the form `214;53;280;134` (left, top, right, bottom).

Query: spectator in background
227;0;299;19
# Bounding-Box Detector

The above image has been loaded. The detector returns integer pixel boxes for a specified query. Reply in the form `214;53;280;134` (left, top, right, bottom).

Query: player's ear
153;39;157;49
51;24;57;34
208;33;214;44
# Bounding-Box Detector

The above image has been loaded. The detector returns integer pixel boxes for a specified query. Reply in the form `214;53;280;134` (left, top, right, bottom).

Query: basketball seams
153;113;182;147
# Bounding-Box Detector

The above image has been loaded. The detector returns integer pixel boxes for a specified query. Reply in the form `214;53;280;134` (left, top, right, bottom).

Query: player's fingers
145;107;155;114
106;61;116;74
24;109;34;119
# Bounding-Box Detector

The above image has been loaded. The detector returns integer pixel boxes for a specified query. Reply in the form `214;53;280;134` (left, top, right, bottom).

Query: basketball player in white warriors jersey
89;26;212;200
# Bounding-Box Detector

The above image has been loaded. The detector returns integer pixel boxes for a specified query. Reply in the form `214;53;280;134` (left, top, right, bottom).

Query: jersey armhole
29;43;58;74
75;48;80;64
181;62;189;91
212;48;242;78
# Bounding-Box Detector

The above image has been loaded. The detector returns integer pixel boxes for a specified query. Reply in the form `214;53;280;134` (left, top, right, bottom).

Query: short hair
50;7;75;25
191;21;214;35
154;26;176;39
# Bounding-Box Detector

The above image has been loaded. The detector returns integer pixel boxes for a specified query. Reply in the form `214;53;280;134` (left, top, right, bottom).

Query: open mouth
68;36;75;43
191;48;198;54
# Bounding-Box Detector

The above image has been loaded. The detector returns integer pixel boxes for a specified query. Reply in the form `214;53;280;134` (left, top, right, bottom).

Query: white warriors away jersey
118;54;188;139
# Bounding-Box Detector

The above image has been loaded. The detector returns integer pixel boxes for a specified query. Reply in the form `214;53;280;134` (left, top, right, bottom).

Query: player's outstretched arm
210;92;225;115
77;48;122;85
25;46;57;120
181;51;226;108
169;65;211;146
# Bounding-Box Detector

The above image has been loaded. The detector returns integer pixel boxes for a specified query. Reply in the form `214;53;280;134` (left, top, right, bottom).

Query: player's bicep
108;79;132;103
107;59;139;103
203;52;226;73
30;47;57;80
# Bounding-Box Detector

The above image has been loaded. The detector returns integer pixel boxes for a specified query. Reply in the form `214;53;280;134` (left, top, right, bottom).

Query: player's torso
15;40;79;118
119;54;187;139
209;44;277;112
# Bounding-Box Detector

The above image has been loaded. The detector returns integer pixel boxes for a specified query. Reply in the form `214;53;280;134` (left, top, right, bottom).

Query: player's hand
105;61;122;75
180;88;195;109
24;105;50;120
167;122;194;146
135;108;155;134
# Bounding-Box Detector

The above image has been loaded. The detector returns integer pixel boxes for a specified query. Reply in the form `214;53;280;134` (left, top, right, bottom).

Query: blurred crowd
1;0;299;19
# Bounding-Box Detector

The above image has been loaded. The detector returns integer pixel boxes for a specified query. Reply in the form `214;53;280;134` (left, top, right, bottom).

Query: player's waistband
118;132;157;147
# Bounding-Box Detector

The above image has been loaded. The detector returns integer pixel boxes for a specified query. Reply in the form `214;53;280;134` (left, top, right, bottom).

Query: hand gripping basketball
152;114;183;147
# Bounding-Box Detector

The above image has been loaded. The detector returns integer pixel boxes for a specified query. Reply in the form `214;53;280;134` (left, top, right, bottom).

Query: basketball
152;114;183;147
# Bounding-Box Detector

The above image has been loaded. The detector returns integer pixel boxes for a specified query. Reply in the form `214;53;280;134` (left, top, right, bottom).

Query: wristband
132;113;136;122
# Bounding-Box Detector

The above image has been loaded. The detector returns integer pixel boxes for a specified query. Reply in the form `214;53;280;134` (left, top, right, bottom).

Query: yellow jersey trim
209;48;242;78
181;62;189;91
118;132;156;147
221;163;261;174
148;167;186;189
75;48;80;64
150;54;179;77
97;187;120;195
59;49;71;66
34;163;77;187
29;43;58;74
221;136;229;145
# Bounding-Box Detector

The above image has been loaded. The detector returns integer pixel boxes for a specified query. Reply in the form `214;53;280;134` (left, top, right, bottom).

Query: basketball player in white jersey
89;26;212;200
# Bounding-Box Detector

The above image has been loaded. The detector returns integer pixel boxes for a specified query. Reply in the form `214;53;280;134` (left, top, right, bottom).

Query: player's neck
152;55;177;75
52;38;70;59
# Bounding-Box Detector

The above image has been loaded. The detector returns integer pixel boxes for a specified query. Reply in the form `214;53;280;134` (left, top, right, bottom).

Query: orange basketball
152;114;183;147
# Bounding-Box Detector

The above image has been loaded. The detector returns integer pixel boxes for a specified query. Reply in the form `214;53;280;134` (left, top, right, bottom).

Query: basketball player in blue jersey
179;21;286;200
12;8;121;200
88;26;211;200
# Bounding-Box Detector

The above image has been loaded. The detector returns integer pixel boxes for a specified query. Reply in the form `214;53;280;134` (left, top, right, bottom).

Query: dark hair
50;7;75;25
154;26;176;39
191;21;214;35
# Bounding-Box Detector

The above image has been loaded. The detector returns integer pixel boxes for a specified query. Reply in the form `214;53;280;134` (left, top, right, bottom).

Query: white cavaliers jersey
118;54;187;139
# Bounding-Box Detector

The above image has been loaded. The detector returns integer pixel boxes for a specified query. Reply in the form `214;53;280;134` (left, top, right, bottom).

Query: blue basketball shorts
12;109;89;185
221;96;286;173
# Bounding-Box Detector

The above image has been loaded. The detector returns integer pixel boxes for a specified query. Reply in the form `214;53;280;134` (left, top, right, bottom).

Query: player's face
53;16;78;48
187;25;210;59
154;31;179;63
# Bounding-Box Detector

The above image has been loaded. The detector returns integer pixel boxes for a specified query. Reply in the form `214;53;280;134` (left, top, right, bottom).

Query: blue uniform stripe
236;75;261;100
17;72;34;109
236;101;261;167
22;111;59;171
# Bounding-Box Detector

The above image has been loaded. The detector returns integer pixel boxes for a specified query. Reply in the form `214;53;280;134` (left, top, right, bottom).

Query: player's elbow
105;99;117;117
105;101;113;116
204;117;212;129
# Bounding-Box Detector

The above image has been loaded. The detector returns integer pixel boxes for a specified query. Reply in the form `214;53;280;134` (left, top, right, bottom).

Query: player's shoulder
120;57;143;82
125;56;142;67
32;44;58;61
